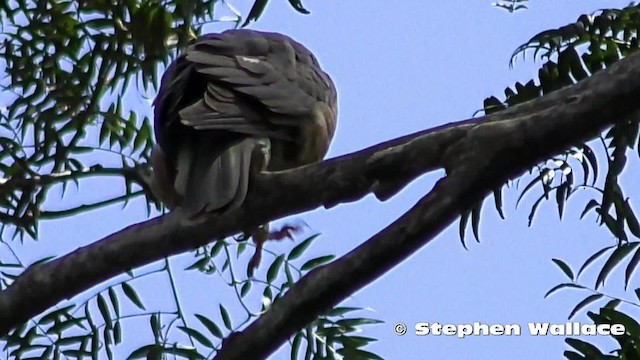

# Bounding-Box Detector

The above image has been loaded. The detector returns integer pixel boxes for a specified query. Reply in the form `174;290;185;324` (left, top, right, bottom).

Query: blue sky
8;0;640;359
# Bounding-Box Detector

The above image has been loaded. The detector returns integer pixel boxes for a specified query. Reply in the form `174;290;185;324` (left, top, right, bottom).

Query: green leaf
219;304;232;330
121;282;145;310
195;313;223;339
99;118;111;146
133;117;150;152
288;234;319;260
47;316;86;334
178;326;215;348
595;243;638;288
459;209;470;250
604;299;621;309
290;332;302;360
471;198;483;242
287;0;310;14
114;320;122;344
236;241;247;257
577;246;615;279
625;246;640;290
340;335;378;348
240;281;252;298
263;286;273;303
185;257;209;271
565;338;605;357
211;240;225;257
150;313;161;340
85;18;115;31
551;258;574;280
580;199;599;219
493;187;505;219
544;283;585;298
284;263;295;284
108;287;120;318
97;293;112;329
122;112;136;148
242;0;269;27
300;255;335;271
516;172;543;208
39;305;75;325
556;183;568;219
568;294;603;319
267;255;284;283
528;193;546;227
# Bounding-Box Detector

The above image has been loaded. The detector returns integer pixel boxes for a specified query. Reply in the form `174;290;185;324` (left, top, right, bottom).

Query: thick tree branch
0;120;465;335
213;51;640;360
0;49;639;360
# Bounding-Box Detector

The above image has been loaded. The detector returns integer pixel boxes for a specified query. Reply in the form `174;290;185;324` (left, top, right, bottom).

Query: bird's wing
177;30;336;136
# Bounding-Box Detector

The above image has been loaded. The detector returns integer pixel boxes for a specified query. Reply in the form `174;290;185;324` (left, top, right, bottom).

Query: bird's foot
243;221;307;275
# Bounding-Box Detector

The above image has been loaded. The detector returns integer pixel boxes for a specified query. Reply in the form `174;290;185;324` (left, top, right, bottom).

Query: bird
147;29;337;218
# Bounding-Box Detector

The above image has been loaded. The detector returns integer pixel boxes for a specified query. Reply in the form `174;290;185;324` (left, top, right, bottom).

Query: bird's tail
177;136;258;216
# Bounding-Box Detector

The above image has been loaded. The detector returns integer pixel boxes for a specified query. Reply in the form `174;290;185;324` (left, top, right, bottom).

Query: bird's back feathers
151;29;337;215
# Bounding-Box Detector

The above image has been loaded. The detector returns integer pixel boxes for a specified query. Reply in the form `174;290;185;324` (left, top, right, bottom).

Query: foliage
1;233;382;359
461;4;640;359
0;0;382;359
0;0;311;239
5;0;640;358
0;0;195;238
492;0;529;13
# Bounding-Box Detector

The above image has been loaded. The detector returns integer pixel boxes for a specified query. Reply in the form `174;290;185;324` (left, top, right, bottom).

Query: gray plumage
149;29;338;215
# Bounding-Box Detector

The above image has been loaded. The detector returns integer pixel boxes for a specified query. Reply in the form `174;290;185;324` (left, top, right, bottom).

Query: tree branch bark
1;49;639;360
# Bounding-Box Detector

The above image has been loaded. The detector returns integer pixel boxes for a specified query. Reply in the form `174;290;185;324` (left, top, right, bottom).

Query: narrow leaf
568;294;603;319
195;313;223;339
288;234;319;260
122;282;145;310
301;255;335;271
551;258;574;280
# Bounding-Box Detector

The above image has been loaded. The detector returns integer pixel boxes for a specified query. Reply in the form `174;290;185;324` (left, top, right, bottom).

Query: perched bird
148;29;338;215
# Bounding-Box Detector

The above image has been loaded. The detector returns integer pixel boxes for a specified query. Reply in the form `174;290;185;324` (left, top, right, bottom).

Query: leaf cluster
461;4;640;359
